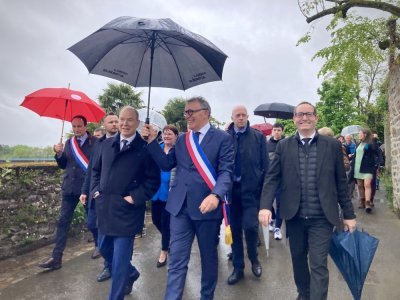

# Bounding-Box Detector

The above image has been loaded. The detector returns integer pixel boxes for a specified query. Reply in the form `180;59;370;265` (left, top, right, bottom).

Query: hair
94;127;105;134
72;115;87;126
272;122;284;130
360;128;372;144
119;106;139;119
187;96;211;116
318;127;334;137
163;124;179;136
294;101;317;115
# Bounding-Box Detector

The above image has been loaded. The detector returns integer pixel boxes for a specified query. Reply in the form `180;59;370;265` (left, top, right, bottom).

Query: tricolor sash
185;130;232;245
70;136;89;172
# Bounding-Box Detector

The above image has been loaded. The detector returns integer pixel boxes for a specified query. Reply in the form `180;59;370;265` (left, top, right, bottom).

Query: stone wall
388;61;400;213
0;165;85;260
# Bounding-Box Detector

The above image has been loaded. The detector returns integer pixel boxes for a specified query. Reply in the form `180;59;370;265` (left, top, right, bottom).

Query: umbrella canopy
330;230;379;300
137;108;167;133
254;102;295;120
20;87;106;141
341;125;363;136
251;123;272;136
68;16;228;121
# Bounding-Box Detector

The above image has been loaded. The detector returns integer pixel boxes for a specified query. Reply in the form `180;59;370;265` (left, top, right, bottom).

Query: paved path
1;189;400;299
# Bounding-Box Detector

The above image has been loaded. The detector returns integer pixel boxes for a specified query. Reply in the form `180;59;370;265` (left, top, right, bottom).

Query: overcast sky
0;0;361;147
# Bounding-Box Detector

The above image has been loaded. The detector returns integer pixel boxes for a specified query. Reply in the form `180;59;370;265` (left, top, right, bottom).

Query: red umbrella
20;87;105;141
251;123;273;137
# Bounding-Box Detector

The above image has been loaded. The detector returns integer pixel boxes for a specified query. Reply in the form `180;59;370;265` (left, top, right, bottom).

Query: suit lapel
288;137;301;177
316;137;326;179
199;126;214;149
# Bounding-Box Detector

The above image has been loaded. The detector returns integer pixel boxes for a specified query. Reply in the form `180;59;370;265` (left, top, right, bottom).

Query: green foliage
209;116;225;130
72;202;86;226
381;168;393;209
98;83;144;114
316;76;361;134
162;97;187;132
0;145;54;160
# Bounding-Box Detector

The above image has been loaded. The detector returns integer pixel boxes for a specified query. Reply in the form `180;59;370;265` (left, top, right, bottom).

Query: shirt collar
120;133;136;145
298;131;316;144
234;124;247;134
77;133;88;144
197;122;211;136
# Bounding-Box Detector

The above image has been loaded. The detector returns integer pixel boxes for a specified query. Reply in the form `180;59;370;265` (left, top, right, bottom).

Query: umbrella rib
133;31;154;87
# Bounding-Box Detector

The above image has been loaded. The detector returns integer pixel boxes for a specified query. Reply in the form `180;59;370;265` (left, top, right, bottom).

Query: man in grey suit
142;96;234;300
259;101;356;300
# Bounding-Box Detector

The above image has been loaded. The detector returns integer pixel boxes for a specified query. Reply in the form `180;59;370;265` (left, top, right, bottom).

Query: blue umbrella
330;230;379;300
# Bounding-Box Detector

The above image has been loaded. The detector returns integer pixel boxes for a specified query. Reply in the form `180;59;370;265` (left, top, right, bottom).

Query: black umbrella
330;230;379;300
254;102;295;120
68;16;228;123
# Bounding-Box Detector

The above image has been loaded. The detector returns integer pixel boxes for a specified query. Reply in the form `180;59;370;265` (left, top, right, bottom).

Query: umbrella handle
60;119;65;143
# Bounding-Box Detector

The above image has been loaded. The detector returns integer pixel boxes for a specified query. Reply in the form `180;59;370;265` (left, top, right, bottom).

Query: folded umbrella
330;229;379;300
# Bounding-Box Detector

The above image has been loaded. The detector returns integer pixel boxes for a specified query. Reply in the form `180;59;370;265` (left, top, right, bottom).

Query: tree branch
306;0;400;23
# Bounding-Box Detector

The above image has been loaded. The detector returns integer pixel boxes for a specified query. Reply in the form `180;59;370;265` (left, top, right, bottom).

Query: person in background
319;127;350;172
151;125;179;268
267;123;285;240
370;134;383;202
344;134;356;160
39;115;96;270
80;113;119;282
259;102;356;300
94;127;105;138
225;105;268;285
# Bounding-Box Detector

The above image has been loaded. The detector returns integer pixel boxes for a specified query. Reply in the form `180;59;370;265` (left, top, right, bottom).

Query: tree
276;119;297;136
98;83;144;114
316;76;362;134
162;97;187;132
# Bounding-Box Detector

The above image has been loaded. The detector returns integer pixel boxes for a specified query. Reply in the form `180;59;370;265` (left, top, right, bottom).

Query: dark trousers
286;217;333;300
99;235;138;300
271;189;283;229
165;205;220;300
85;199;98;246
98;232;112;270
52;195;80;259
230;183;259;270
152;200;171;251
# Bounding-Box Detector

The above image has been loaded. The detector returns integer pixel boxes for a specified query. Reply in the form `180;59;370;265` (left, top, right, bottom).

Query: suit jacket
91;133;160;236
147;125;234;220
55;133;96;197
260;133;355;226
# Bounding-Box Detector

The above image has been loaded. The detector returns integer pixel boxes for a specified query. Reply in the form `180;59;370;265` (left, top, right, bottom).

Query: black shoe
38;257;62;270
251;261;262;278
91;248;101;259
227;269;244;285
296;293;310;300
124;270;140;295
227;252;233;261
157;257;167;268
97;268;111;282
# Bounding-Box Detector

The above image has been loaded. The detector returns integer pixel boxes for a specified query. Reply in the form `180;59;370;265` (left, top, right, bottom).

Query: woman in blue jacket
151;125;179;267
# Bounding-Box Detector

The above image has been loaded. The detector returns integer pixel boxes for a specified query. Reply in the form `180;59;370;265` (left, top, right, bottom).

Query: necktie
302;138;312;154
194;131;201;142
77;138;82;147
234;132;242;179
121;139;128;151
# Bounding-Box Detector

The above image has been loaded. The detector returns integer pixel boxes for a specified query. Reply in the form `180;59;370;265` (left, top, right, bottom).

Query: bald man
225;105;268;285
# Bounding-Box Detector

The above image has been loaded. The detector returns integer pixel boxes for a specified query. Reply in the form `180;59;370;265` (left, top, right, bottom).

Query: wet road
1;189;400;299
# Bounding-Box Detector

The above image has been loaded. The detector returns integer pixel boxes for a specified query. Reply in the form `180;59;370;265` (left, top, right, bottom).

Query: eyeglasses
294;112;315;118
183;108;208;117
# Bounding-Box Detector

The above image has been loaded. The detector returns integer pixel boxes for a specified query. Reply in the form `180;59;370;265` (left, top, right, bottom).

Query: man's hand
53;142;63;155
199;194;219;214
343;218;356;232
79;194;87;205
141;124;158;143
258;209;272;227
124;195;134;204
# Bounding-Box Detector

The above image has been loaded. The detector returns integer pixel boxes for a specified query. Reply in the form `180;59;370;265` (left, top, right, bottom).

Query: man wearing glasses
259;101;356;300
142;96;234;300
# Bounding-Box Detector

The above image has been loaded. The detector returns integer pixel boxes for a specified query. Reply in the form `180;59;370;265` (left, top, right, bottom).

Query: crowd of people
37;97;385;300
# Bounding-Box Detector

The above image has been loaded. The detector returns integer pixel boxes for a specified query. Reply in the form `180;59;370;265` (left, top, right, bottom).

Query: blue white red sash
70;136;89;172
185;130;232;245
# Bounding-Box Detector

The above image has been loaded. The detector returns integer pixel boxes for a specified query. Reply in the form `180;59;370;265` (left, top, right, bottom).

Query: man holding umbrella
39;115;96;270
259;101;356;300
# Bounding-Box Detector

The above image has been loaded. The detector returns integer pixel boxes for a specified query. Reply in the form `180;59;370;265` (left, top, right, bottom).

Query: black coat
92;133;160;236
261;133;355;226
55;134;96;196
227;122;268;208
349;142;380;178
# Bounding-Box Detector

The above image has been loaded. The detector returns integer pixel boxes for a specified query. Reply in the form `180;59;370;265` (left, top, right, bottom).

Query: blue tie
121;139;128;151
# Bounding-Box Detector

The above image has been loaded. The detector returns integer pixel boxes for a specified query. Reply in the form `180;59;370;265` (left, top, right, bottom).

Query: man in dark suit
259;102;356;300
79;112;119;281
91;106;160;300
39;115;96;270
226;105;268;285
142;96;234;300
